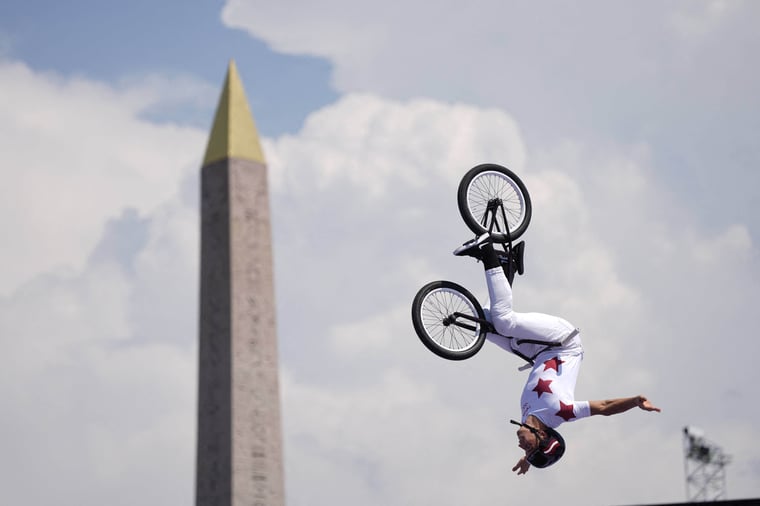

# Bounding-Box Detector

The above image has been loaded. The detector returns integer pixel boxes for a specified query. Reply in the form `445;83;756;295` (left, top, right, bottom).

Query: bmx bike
411;163;554;363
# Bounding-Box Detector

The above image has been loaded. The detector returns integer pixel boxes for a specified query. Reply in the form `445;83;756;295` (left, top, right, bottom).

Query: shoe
512;241;525;275
453;233;491;258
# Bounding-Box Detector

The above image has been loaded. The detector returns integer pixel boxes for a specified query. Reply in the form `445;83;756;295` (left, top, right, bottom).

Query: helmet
510;419;566;469
526;426;565;468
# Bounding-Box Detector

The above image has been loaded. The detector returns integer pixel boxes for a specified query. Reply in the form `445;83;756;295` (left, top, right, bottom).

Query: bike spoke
467;171;525;235
420;288;481;352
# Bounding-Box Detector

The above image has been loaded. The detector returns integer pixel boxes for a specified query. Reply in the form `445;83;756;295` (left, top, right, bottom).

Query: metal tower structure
196;60;286;506
683;426;731;502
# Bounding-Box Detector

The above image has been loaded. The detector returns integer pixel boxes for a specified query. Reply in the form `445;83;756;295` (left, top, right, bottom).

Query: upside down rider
453;233;661;475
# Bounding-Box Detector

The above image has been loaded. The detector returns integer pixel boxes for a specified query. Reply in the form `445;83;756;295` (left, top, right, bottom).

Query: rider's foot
453;233;492;258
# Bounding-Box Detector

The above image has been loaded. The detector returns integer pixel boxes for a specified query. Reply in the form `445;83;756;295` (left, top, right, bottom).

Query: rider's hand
637;396;661;412
512;456;530;475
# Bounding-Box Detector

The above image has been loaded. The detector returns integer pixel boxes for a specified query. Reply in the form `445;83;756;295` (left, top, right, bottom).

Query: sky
1;1;759;505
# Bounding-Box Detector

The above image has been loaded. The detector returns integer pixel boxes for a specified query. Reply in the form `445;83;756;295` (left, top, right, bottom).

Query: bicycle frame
444;197;555;366
481;198;524;285
444;310;563;366
444;311;495;334
482;198;512;239
412;164;534;362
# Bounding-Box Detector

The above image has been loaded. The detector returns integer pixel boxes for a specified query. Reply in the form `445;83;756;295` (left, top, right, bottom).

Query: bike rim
420;287;481;353
465;170;527;235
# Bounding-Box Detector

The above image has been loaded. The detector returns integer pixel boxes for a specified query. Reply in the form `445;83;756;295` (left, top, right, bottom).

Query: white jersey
520;348;590;428
480;267;590;428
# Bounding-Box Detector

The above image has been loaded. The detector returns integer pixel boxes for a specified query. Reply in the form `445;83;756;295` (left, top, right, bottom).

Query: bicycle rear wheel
411;280;487;361
457;164;532;242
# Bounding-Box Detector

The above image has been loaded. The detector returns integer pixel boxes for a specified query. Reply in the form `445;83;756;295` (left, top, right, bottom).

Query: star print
543;357;565;372
556;401;576;421
533;378;554;398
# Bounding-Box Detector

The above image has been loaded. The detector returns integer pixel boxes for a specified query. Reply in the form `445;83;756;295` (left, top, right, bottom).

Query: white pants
482;267;582;359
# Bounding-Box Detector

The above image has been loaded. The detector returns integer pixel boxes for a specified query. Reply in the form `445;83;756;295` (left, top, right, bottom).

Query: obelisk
196;60;285;506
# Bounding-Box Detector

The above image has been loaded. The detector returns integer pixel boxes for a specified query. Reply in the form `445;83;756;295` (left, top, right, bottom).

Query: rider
454;233;661;475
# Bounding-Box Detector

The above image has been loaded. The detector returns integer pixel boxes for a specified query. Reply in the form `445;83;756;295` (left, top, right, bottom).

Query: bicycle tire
457;163;532;242
411;280;487;361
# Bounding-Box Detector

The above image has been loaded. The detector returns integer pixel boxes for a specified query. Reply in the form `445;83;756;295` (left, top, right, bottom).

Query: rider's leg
481;244;515;337
482;243;579;350
481;243;532;355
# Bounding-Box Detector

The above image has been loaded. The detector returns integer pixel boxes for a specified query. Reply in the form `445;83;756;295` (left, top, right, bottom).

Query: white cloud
0;59;206;295
225;0;760;241
266;93;759;503
671;0;741;39
0;195;198;506
1;56;758;506
0;60;201;505
267;93;526;199
222;1;759;105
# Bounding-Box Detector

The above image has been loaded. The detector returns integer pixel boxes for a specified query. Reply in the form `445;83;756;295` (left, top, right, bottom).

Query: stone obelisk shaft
196;61;285;506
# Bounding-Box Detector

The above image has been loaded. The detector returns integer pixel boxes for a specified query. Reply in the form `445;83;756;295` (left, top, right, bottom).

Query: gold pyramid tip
202;60;266;166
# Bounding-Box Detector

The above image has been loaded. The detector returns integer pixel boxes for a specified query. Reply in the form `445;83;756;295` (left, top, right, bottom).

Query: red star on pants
543;357;565;372
556;401;576;421
532;378;554;398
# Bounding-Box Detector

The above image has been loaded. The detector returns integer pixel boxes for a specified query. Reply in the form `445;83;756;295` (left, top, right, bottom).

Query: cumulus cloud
2;55;758;506
0;59;202;505
0;59;206;295
265;94;759;504
224;0;760;241
221;1;760;110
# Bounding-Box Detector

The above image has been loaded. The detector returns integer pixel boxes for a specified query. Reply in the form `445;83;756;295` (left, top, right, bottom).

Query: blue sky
1;2;759;505
1;0;336;134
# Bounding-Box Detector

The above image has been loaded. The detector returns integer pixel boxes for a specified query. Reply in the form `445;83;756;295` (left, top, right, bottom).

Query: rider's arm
589;395;661;416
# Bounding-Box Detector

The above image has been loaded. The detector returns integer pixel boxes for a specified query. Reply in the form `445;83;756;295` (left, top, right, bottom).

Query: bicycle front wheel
411;280;487;361
457;164;532;242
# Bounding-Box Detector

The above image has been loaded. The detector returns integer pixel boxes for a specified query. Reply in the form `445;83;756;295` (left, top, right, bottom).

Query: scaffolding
683;426;731;502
